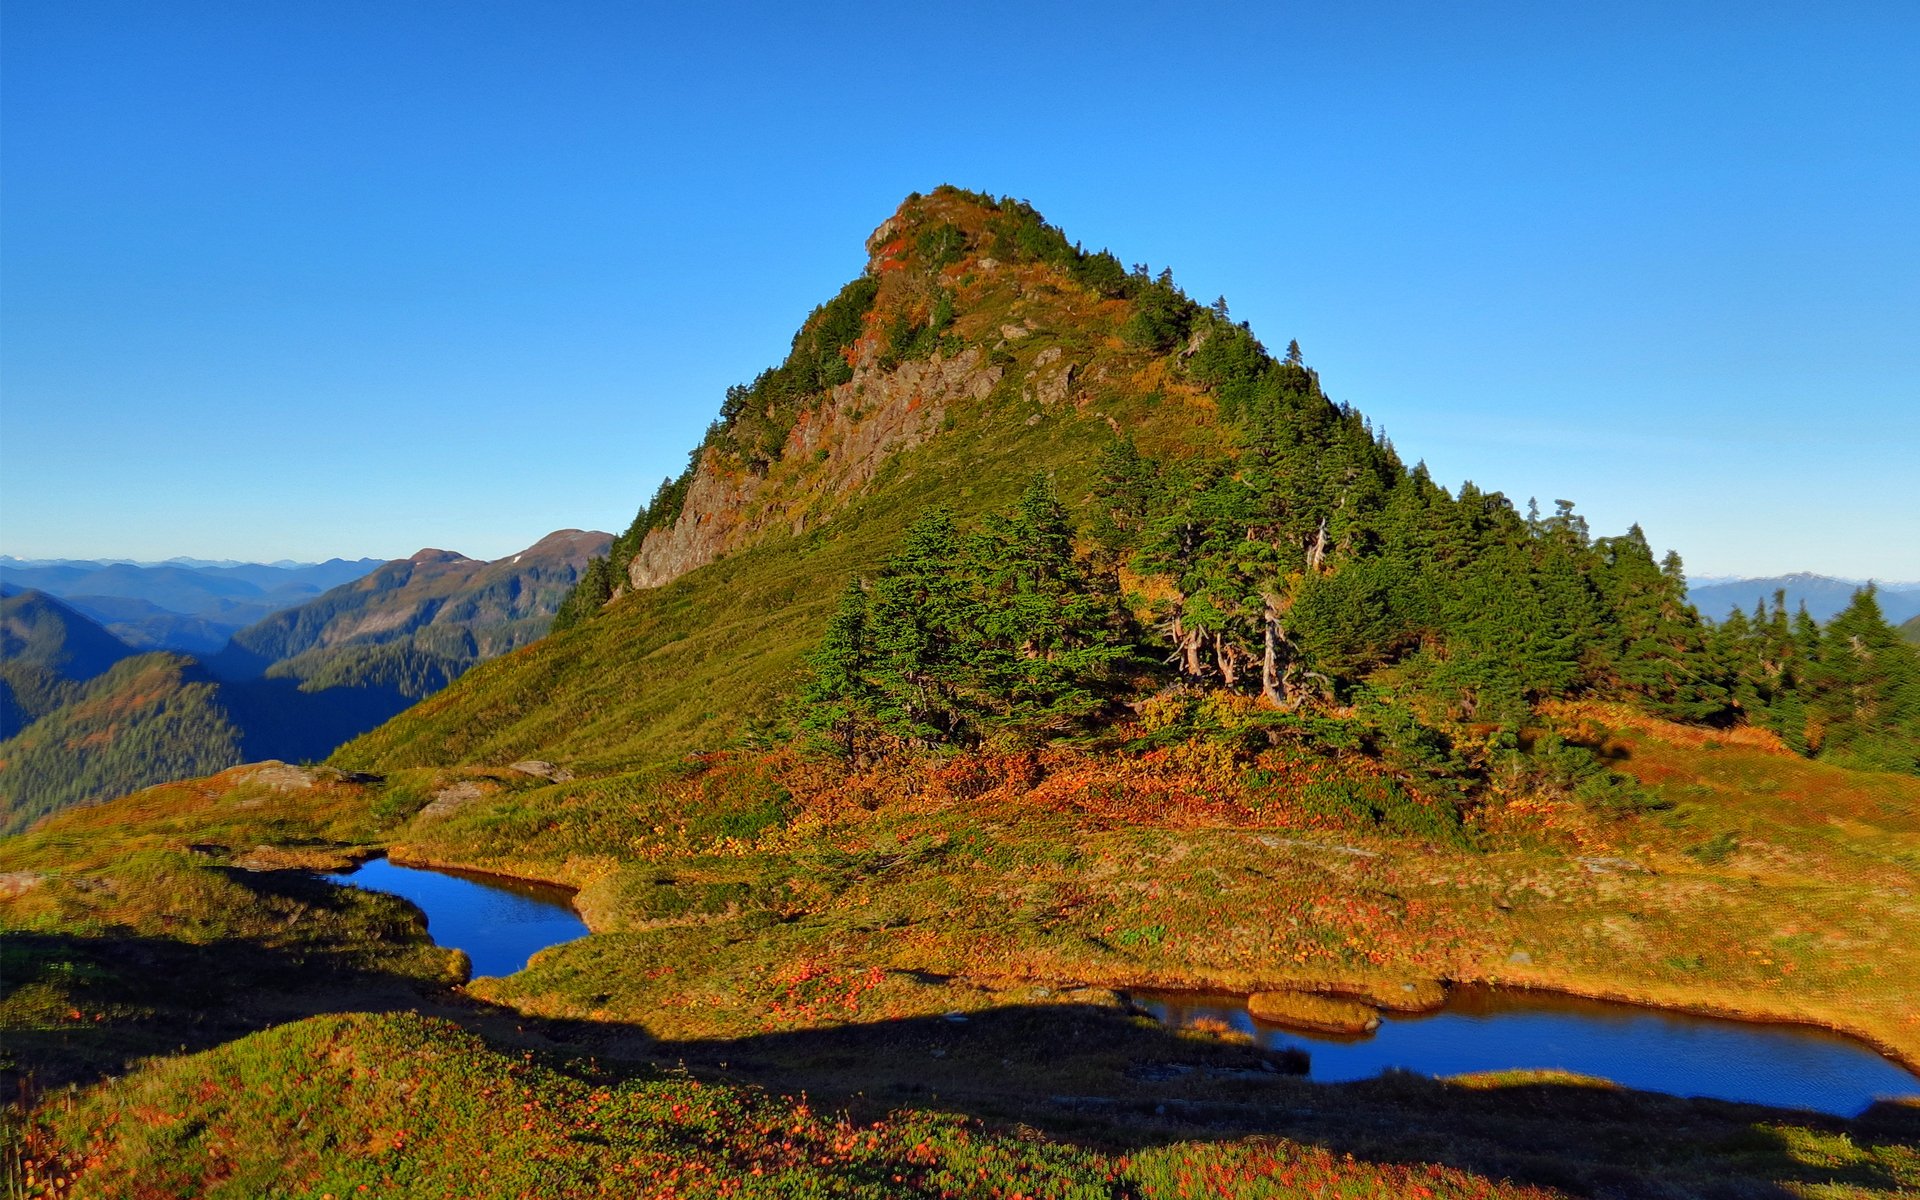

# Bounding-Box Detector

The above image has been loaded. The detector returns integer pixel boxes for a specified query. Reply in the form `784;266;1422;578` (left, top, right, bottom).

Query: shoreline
353;849;1920;1081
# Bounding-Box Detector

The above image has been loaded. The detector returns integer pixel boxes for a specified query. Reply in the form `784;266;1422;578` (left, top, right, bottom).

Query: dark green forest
797;297;1918;775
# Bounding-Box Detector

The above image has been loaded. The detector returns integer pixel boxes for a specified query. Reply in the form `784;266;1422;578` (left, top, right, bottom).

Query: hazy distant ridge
0;532;608;832
0;556;385;653
1688;573;1920;626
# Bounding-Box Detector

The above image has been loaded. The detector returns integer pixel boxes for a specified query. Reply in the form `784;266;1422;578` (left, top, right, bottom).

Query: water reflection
1133;986;1920;1117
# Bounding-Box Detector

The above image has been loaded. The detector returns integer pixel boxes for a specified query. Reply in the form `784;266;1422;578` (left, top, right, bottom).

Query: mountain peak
407;549;475;566
863;185;1007;275
599;187;1144;596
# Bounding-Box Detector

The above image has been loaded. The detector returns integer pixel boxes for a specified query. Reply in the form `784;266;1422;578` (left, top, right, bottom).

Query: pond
321;856;1919;1117
1132;987;1920;1117
323;856;589;979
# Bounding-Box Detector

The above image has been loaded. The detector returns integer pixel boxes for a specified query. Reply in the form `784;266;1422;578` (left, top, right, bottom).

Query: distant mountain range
1687;573;1920;626
0;530;609;832
0;556;385;654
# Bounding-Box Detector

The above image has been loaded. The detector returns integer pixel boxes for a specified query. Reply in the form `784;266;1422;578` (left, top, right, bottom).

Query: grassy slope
388;704;1917;1071
0;762;466;1094
6;722;1920;1198
13;1011;1604;1200
334;264;1217;775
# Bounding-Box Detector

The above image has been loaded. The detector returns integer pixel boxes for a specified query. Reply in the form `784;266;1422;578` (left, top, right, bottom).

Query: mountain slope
337;190;1227;771
211;529;611;695
0;588;138;738
0;588;137;682
0;653;242;832
341;188;1920;781
0;532;607;831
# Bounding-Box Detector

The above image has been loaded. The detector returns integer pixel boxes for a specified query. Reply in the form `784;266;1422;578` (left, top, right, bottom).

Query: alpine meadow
4;189;1918;1200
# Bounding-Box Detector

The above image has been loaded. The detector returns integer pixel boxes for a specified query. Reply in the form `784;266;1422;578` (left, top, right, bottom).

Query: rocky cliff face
627;346;1004;589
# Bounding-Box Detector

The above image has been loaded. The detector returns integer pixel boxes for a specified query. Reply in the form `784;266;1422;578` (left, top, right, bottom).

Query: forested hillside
0;589;135;738
212;529;609;699
348;187;1920;780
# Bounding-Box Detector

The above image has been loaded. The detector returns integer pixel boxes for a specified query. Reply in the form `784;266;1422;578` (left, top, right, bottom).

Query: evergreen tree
865;509;969;746
1807;587;1920;771
1592;530;1725;720
799;578;879;756
965;478;1140;736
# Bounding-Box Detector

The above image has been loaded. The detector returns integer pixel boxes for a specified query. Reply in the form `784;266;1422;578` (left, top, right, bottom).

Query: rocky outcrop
510;760;574;783
627;345;1004;591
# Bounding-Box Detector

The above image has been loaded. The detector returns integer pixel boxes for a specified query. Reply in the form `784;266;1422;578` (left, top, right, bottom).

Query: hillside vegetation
345;188;1919;778
7;188;1918;1198
0;591;136;740
213;529;610;699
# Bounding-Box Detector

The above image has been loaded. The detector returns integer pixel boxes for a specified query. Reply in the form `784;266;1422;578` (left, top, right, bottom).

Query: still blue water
1134;988;1920;1117
323;856;1919;1116
323;856;589;979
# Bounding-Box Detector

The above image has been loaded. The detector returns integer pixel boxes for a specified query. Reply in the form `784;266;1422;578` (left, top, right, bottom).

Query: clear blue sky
4;1;1916;577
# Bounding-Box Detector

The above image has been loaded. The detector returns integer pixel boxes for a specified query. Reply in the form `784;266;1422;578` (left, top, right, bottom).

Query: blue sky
3;1;1916;577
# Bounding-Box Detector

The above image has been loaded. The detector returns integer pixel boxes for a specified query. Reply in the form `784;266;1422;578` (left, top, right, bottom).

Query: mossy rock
1247;990;1382;1035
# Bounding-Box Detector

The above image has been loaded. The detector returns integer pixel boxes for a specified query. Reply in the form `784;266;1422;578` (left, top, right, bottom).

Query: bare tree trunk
1260;591;1286;706
1168;614;1206;680
1308;517;1330;574
1214;632;1239;689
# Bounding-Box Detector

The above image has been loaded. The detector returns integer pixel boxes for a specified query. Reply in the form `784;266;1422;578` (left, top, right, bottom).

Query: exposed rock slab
628;346;1003;591
510;760;575;783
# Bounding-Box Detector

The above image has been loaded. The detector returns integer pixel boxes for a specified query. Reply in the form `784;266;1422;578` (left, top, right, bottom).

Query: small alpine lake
1133;987;1920;1117
320;857;1919;1117
323;855;589;979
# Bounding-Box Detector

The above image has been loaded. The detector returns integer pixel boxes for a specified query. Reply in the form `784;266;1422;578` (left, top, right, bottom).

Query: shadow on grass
521;1002;1920;1200
7;868;1917;1199
0;867;463;1096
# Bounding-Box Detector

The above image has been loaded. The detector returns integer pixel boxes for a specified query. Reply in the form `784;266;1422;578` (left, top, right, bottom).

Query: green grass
7;189;1920;1197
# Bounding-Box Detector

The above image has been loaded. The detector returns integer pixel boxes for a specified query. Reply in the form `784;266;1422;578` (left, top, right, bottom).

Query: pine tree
1807;587;1920;771
1593;530;1724;720
799;578;879;756
965;477;1139;737
865;509;969;747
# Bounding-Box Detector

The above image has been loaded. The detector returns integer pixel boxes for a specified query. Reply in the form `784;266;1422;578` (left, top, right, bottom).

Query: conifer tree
866;509;968;746
799;578;879;756
1807;587;1920;771
965;477;1139;736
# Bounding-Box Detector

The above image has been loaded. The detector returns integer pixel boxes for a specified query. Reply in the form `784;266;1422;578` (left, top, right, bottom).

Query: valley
0;531;609;833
